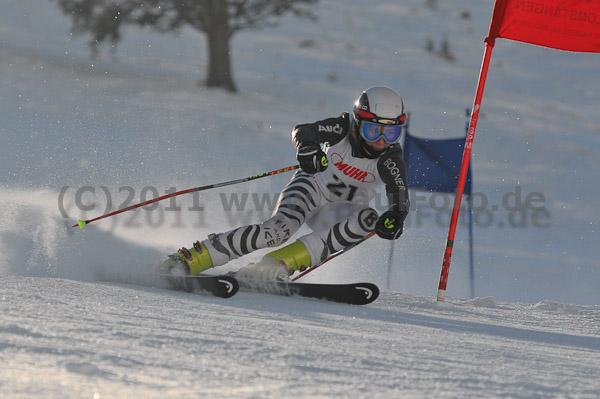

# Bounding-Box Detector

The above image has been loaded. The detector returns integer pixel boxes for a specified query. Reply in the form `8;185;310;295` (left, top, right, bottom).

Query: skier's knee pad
355;207;379;233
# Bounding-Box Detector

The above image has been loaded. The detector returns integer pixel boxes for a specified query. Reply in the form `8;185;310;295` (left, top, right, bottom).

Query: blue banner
403;131;472;195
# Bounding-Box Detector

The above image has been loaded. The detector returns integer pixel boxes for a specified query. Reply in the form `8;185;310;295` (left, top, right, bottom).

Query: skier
161;86;410;280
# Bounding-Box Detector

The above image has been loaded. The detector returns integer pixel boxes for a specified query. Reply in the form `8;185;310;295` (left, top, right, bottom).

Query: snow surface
1;0;599;397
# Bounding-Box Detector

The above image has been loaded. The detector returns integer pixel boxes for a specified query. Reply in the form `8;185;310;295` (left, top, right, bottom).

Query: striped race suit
203;112;409;268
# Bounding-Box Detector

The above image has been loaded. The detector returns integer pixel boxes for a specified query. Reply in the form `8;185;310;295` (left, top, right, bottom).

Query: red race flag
488;0;600;52
436;0;600;302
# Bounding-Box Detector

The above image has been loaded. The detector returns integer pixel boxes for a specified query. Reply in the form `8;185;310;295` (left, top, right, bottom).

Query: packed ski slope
1;0;599;397
2;274;600;399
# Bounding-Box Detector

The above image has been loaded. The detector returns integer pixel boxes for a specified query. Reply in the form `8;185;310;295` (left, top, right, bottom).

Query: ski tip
76;220;88;229
355;283;380;305
217;276;239;298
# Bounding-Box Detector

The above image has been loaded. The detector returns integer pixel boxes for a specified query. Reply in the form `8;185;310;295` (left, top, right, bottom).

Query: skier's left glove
375;210;407;240
296;141;328;175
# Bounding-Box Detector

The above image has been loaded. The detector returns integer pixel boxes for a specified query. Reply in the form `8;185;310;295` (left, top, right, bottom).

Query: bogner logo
331;153;375;183
318;124;343;134
383;158;406;189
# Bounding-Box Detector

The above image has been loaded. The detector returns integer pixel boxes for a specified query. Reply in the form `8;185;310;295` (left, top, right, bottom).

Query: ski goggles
359;121;403;144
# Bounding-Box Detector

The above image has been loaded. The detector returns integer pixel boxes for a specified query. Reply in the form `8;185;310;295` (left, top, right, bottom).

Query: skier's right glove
296;142;328;175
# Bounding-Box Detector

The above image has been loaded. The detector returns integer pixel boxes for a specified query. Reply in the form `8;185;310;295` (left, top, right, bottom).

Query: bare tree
54;0;318;92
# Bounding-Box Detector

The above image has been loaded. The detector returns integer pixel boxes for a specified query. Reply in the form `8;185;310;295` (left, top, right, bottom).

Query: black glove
296;142;328;174
375;210;407;240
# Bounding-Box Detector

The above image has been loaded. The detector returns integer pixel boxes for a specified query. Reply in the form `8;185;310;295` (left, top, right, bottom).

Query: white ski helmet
352;87;406;153
353;86;406;127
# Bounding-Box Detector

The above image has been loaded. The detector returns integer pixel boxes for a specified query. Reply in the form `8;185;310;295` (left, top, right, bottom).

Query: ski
158;271;379;304
236;277;379;305
161;274;239;298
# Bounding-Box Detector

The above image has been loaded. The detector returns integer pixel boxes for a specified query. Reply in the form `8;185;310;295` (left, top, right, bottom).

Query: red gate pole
437;37;496;302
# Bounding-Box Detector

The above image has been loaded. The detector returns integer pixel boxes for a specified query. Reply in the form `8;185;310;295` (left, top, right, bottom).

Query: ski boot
236;240;312;282
159;241;213;275
263;240;312;275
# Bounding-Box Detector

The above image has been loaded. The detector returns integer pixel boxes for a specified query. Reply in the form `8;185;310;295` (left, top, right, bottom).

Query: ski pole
292;231;376;281
73;164;300;228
